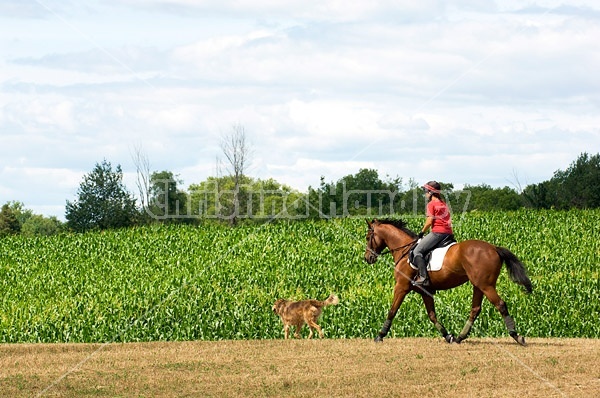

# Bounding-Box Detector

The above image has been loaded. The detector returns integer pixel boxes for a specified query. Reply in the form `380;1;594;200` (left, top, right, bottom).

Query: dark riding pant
413;232;452;259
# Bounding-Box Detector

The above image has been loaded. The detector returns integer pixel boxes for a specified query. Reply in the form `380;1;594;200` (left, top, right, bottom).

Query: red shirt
427;200;453;234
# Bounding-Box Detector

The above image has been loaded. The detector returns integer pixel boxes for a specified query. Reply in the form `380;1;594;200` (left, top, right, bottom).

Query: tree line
1;151;599;237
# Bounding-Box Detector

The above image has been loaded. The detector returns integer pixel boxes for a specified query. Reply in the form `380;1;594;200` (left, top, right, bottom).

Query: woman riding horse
413;181;454;287
364;216;532;345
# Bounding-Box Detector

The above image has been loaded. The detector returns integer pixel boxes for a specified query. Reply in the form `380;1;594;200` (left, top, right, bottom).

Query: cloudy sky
1;0;599;219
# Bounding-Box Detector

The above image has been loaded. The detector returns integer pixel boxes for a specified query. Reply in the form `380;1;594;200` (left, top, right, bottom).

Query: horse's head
364;219;386;264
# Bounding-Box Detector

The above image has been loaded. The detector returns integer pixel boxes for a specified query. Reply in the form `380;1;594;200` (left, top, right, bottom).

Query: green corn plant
0;209;598;342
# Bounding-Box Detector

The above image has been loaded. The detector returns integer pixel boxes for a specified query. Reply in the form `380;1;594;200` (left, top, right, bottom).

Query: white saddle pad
409;243;456;272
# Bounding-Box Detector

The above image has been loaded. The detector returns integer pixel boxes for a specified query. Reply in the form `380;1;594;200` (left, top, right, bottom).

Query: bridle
366;226;417;264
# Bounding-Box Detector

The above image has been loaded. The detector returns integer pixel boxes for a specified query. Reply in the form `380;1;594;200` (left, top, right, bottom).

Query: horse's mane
376;218;418;238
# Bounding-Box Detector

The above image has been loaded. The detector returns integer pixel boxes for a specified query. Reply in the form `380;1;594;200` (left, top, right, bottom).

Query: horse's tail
496;246;533;294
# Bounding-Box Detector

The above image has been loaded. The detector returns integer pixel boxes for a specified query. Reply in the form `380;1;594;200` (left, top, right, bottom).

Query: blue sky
1;0;599;219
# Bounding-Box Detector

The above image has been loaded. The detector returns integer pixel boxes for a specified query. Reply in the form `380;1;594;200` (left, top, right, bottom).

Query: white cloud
1;1;599;218
116;0;448;22
0;166;82;219
2;97;77;133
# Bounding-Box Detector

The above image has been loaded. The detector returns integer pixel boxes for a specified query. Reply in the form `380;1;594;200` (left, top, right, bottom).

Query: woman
412;180;454;287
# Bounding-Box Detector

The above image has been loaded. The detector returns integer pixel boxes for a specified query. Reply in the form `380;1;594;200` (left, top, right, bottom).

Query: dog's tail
309;294;339;308
323;294;339;306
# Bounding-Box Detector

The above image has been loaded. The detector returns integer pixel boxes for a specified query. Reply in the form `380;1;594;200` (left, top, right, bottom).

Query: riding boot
413;255;430;287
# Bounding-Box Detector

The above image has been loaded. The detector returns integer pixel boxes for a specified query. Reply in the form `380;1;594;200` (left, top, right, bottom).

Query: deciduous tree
0;203;21;237
147;170;188;222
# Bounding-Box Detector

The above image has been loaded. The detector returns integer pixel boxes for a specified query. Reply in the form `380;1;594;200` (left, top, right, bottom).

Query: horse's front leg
421;293;455;343
375;282;409;342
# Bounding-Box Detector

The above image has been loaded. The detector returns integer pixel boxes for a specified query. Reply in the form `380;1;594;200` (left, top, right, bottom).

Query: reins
379;240;416;257
367;228;418;267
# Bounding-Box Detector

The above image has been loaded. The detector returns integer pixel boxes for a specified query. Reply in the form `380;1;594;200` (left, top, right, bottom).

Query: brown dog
272;294;339;339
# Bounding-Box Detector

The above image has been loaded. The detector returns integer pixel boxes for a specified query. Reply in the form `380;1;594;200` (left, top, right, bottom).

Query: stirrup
413;276;430;287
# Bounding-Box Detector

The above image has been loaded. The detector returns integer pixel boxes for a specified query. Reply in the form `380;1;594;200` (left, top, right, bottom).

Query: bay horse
364;219;532;345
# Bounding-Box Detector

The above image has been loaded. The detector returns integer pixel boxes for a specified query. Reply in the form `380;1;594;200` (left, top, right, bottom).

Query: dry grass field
1;338;598;397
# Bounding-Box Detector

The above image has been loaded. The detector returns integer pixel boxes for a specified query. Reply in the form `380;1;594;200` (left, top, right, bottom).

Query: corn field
0;209;598;343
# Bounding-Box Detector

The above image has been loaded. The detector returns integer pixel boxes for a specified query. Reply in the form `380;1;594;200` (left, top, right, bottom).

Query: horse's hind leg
422;294;455;343
482;286;526;346
455;287;484;343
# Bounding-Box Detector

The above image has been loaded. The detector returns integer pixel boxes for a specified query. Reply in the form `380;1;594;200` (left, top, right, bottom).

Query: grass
0;338;598;397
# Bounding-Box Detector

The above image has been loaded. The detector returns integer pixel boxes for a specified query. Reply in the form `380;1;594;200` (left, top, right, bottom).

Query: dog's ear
272;299;283;313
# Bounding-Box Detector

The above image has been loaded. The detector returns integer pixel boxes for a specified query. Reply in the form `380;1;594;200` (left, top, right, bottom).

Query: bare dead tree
507;168;524;194
220;123;252;226
215;155;223;179
131;144;151;212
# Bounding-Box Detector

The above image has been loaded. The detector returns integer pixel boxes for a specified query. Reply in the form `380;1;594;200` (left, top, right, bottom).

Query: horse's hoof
445;334;456;344
374;336;384;343
510;332;527;346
